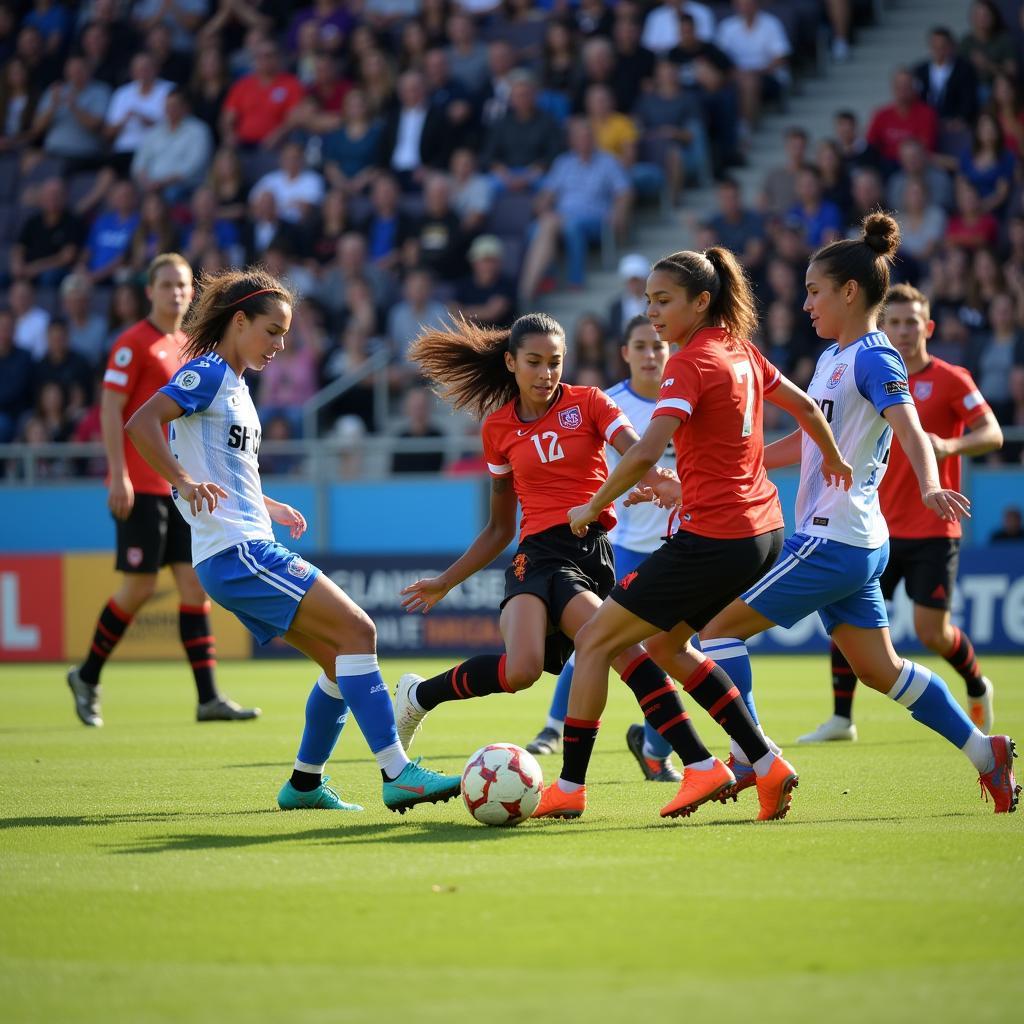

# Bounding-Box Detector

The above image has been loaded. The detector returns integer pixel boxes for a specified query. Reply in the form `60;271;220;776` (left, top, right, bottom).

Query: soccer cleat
797;715;857;743
526;726;563;756
625;724;682;782
197;696;262;721
277;776;363;812
968;677;994;734
393;673;427;750
382;757;461;814
755;756;799;821
660;758;735;819
67;667;102;727
978;736;1020;814
532;782;586;819
717;754;757;802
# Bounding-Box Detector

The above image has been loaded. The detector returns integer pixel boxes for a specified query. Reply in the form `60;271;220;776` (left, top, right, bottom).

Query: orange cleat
532;781;586;819
755;756;799;821
717;754;758;802
660;758;735;819
979;735;1020;814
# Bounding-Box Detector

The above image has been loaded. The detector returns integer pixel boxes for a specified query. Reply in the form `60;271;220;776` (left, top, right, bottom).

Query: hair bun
862;211;900;259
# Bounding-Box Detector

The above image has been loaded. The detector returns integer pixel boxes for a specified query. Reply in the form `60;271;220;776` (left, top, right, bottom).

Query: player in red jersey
393;311;696;751
532;248;852;822
66;254;257;727
799;284;1004;744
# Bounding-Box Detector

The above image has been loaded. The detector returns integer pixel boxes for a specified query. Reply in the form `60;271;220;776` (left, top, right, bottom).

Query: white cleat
394;673;427;750
797;715;858;743
67;667;103;727
968;677;994;735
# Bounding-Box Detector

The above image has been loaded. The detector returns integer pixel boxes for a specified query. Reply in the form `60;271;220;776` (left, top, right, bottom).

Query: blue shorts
612;543;649;581
196;539;321;645
740;533;890;635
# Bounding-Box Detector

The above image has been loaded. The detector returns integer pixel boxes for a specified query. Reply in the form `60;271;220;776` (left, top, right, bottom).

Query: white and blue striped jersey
159;353;274;565
797;331;913;549
605;380;676;553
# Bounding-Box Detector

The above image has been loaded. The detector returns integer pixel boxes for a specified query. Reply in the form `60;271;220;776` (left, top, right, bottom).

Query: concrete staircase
538;0;971;337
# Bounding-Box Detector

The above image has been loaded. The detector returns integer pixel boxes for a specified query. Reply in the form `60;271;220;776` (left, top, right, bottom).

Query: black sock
682;659;769;763
290;769;321;791
180;603;219;704
415;655;509;711
621;654;712;766
561;717;601;785
945;626;986;698
79;599;132;685
831;640;856;719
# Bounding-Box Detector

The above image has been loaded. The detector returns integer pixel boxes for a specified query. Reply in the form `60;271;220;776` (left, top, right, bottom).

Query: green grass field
2;655;1021;1024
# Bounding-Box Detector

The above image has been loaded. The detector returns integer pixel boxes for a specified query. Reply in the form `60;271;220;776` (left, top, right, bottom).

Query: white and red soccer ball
461;743;543;826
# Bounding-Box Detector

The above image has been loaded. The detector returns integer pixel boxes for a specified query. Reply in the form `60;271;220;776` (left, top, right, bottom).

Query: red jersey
103;319;187;496
880;357;990;539
483;383;631;542
223;72;304;145
652;328;784;539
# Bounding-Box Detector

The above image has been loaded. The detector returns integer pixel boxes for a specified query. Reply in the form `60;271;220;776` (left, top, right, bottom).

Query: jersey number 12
531;431;565;464
733;359;753;437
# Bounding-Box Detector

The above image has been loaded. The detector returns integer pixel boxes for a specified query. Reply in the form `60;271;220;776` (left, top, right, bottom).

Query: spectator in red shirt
866;68;938;168
220;39;303;150
946;176;999;251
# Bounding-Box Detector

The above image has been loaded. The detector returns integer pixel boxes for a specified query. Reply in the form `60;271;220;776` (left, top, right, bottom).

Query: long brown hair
181;267;295;361
652;246;758;343
409;312;565;419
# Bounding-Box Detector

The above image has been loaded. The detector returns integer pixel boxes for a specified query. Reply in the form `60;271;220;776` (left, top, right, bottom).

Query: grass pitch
1;655;1021;1024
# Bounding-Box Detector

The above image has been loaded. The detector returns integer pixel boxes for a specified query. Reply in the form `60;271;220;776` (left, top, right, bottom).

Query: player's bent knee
917;625;948;653
503;658;543;692
641;632;676;666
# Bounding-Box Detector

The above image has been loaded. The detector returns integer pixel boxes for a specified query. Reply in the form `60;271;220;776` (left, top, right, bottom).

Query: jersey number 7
733;359;753;438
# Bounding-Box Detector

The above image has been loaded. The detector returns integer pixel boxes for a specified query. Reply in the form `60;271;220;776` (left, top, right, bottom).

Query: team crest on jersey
913;381;933;401
511;553;528;581
174;369;201;391
558;405;582;430
287;557;311;580
826;363;848;389
113;347;132;367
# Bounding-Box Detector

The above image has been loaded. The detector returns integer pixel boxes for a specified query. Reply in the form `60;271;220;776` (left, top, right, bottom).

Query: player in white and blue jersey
699;214;1019;815
124;266;463;816
524;316;684;783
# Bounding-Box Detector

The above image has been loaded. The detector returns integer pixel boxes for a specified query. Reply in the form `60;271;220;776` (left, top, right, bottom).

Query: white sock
752;750;777;777
730;738;751;765
375;740;410;780
686;756;715;772
962;729;995;774
317;672;342;699
556;777;584;793
545;716;564;734
294;758;326;773
408;682;427;713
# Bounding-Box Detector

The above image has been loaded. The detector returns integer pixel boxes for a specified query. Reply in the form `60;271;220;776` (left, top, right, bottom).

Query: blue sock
886;660;974;749
549;655;574;724
641;721;673;760
335;654;409;779
701;637;758;725
294;674;348;773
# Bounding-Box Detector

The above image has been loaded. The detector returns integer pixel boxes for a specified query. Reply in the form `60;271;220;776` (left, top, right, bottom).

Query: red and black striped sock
945;626;986;698
682;659;770;763
620;654;712;766
560;717;601;785
415;655;511;711
831;640;857;719
179;602;219;704
78;599;132;685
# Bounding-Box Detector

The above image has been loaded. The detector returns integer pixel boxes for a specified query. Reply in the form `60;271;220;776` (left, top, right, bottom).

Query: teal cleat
382;757;462;814
277;776;363;812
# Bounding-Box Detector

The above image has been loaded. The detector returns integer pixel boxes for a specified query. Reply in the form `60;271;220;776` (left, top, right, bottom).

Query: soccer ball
461;743;544;826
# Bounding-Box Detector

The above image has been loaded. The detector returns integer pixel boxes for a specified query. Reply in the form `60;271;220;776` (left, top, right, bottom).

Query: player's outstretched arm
400;475;518;614
884;403;971;524
930;409;1003;461
264;496;307;540
125;393;228;516
568;417;678;537
767;376;852;488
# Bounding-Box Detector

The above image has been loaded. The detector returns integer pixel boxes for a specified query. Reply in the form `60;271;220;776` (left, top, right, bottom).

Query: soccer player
532;247;852;822
124;267;463;814
394;312;686;753
699;214;1019;815
524;315;684;784
800;284;1003;744
66;253;258;727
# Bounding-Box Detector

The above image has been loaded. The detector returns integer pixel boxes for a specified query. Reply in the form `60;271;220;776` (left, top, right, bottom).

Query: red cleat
755;756;799;821
717;754;758;802
532;782;586;819
979;736;1020;814
660;758;735;818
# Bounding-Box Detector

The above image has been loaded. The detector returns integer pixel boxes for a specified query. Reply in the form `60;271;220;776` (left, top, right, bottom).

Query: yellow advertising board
63;554;250;661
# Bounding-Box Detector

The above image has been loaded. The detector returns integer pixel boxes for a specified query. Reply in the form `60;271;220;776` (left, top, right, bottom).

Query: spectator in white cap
607;252;650;338
453;234;518;330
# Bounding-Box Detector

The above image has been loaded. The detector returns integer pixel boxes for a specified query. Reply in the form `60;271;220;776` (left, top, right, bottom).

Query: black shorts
115;493;192;574
611;527;785;633
501;524;616;674
880;536;960;610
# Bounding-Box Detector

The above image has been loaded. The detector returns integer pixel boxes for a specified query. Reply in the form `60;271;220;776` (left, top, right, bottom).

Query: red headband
231;288;275;305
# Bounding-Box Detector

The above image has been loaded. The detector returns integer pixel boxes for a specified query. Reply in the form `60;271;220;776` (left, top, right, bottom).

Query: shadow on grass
0;809;282;830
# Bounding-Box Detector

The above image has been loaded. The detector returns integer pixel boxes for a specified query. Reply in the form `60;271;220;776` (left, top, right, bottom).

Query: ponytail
811;211;900;311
